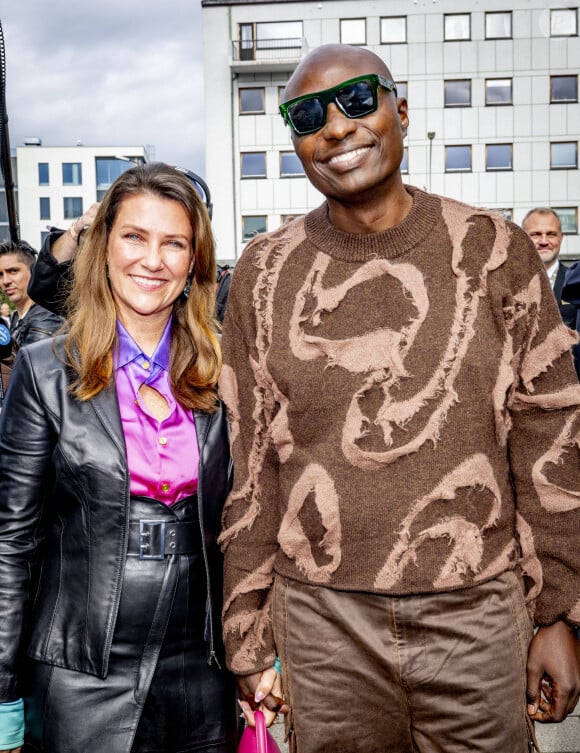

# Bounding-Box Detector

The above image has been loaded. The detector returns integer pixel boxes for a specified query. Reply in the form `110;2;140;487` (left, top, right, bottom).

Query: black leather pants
23;496;238;753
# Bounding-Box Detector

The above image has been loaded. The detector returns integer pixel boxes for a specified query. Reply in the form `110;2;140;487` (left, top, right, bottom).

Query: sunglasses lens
337;81;376;117
287;97;325;135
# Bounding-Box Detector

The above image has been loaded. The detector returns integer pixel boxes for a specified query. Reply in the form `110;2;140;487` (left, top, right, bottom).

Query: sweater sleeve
219;247;281;676
505;230;580;627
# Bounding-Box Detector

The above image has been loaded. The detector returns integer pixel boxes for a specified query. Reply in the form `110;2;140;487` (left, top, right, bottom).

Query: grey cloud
1;0;205;171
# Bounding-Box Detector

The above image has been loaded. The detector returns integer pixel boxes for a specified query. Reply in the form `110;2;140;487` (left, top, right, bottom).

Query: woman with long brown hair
0;162;238;753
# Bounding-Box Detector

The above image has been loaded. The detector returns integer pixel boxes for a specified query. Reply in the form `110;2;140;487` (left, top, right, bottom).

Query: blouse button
159;437;167;446
161;482;170;493
141;360;151;370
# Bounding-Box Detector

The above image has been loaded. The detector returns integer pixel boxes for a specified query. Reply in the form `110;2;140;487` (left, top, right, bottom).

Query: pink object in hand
237;710;282;753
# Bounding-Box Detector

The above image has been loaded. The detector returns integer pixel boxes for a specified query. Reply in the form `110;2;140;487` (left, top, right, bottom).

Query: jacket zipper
196;411;221;668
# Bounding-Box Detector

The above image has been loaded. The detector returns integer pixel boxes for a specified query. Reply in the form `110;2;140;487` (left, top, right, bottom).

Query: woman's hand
0;747;21;752
237;667;288;727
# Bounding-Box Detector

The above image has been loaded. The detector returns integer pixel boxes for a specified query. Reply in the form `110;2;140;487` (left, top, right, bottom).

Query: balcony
231;37;305;73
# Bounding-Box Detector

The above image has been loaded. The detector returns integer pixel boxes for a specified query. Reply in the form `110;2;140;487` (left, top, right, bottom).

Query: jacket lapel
91;382;127;457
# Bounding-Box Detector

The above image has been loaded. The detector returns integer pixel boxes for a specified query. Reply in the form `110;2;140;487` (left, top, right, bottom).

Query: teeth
131;275;165;289
329;146;370;165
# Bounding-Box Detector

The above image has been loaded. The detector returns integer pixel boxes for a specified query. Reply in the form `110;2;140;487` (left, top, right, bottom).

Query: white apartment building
201;0;580;260
14;143;148;250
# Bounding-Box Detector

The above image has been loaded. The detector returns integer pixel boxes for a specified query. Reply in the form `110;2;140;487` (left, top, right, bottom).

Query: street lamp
427;131;436;192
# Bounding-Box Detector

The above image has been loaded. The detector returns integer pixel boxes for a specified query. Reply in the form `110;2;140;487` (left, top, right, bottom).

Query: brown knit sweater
219;186;580;676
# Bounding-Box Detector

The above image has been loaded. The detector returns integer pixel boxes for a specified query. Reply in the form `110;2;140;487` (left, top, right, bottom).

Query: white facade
201;0;580;260
15;144;148;250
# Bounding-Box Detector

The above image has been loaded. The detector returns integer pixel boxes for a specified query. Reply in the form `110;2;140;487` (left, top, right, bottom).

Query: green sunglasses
279;74;398;136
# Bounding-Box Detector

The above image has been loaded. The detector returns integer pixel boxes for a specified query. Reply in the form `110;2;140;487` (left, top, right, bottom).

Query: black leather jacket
11;302;63;347
0;336;232;701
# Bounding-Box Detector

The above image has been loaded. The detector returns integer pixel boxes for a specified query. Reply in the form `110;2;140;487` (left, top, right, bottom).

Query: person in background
0;303;11;328
521;208;577;329
0;163;247;753
0;239;62;409
522;208;579;378
0;239;62;347
219;44;580;753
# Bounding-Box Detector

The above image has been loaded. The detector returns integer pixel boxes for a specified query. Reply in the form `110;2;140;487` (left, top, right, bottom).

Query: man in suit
522;208;579;378
521;208;577;329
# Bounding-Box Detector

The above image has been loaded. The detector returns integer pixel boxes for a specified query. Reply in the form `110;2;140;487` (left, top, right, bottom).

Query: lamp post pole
427;131;436;193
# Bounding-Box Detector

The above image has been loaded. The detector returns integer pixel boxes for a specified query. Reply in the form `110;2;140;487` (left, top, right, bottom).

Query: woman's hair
64;162;221;412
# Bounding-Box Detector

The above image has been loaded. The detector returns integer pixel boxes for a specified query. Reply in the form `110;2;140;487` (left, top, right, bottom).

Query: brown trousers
272;571;536;753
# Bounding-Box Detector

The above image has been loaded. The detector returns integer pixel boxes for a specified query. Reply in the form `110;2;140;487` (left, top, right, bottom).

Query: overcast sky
1;0;206;173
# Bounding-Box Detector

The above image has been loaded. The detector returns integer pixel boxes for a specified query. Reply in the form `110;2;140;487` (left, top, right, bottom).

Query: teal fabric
0;698;24;748
273;657;282;675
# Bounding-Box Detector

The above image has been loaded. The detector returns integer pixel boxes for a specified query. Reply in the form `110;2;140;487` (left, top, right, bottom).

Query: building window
497;209;513;222
242;216;267;241
95;157;138;201
397;82;408;100
485;78;512;105
444;80;471;107
237;21;303;61
551;8;577;37
554;207;578;234
39;197;50;220
486;144;513;171
62;163;82;185
401;147;409;174
444;14;470;41
38;162;49;185
381;16;406;44
63;197;83;219
241;152;267;178
485;11;512;39
280;152;304;177
40;230;50;247
551;75;578;103
551;142;578;169
445;145;471;172
340;18;366;45
278;86;287;104
240;88;265;114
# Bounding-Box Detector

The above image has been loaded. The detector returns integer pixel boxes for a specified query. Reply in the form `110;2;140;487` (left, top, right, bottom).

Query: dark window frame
444;13;471;41
485;143;513;172
240;152;267;179
240;87;266;115
444;79;472;107
554;207;578;234
550;8;578;37
485;78;513;106
39;197;51;220
339;17;367;45
550;141;578;170
445;145;472;173
550;75;578;103
484;11;512;40
242;215;268;241
280;152;304;177
380;16;407;44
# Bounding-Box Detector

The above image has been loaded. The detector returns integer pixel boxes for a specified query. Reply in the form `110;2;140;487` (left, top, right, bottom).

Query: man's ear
397;97;409;136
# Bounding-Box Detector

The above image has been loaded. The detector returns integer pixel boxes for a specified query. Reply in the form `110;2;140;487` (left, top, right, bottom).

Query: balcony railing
232;37;303;62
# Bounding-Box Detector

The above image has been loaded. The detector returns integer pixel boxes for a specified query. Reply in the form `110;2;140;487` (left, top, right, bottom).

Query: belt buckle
139;520;166;560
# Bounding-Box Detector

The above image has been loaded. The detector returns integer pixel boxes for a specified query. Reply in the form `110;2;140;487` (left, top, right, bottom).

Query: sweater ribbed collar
304;185;441;262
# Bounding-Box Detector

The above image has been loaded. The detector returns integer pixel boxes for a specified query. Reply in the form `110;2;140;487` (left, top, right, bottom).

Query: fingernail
254;690;265;702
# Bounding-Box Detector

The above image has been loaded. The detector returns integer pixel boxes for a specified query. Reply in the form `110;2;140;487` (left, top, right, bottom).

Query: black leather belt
127;519;202;560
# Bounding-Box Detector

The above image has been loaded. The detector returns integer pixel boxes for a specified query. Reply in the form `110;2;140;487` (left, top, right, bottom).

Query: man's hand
237;667;288;727
526;620;580;722
51;203;100;264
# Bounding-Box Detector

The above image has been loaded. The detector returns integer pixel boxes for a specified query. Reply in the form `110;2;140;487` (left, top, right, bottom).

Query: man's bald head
284;44;394;101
